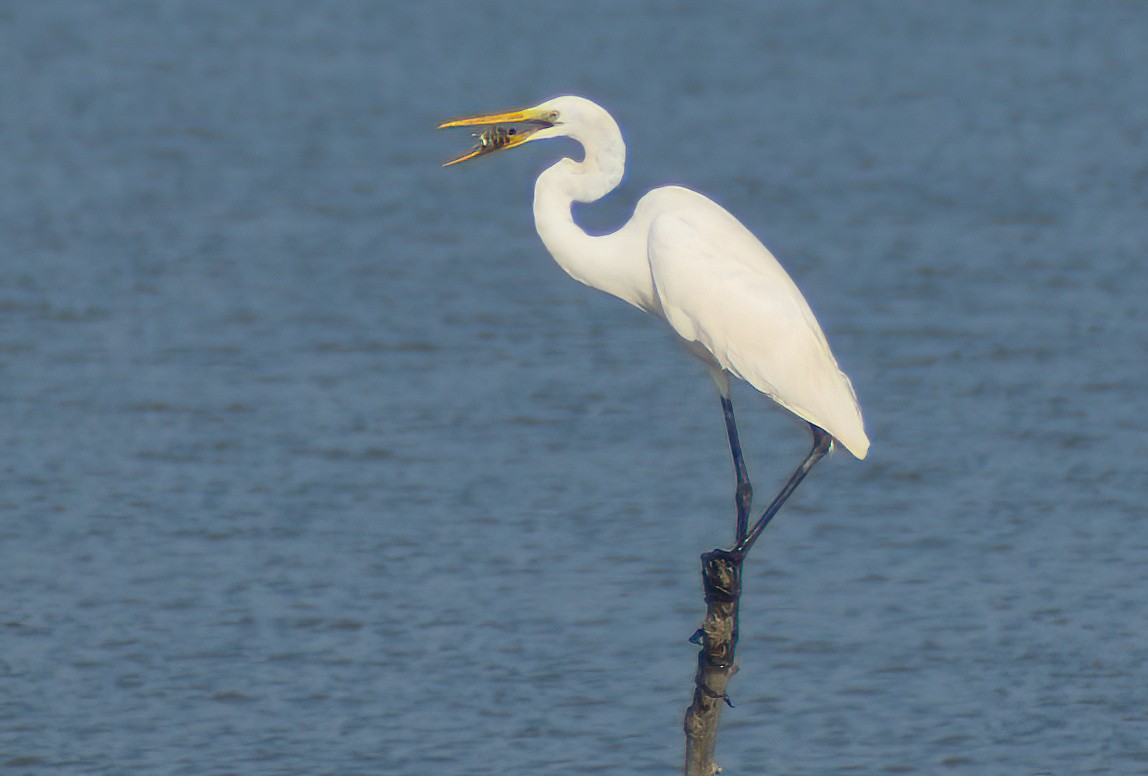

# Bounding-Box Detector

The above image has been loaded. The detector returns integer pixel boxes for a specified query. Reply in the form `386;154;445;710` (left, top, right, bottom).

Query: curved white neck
531;132;656;312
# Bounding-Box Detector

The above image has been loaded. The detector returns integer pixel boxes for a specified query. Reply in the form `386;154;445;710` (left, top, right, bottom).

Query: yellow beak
438;107;555;167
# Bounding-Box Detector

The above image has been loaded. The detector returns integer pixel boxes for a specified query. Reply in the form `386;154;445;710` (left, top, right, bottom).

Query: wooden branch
683;549;742;776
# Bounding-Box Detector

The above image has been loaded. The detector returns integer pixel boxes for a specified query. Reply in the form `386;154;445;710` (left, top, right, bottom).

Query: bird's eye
548;110;559;121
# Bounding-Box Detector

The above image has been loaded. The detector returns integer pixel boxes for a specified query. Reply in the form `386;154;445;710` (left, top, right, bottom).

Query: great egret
440;96;868;559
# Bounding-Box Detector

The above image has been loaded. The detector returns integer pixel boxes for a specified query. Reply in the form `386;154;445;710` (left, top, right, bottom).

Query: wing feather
644;187;869;458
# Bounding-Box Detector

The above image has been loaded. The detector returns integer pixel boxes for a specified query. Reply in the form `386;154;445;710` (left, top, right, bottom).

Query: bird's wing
645;187;869;458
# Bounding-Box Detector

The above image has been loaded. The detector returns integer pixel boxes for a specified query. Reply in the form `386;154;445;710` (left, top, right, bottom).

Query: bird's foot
703;547;744;567
700;548;742;602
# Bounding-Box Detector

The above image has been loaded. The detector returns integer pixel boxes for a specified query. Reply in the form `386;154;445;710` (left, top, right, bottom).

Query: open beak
438;107;556;167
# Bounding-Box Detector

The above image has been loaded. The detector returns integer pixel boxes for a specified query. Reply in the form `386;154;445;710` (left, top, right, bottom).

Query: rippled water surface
2;2;1146;774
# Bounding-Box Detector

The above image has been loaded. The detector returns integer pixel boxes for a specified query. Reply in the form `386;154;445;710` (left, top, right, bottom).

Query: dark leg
728;425;833;561
720;394;754;543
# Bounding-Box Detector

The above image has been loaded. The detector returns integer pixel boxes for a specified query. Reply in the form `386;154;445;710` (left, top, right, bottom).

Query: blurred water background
1;2;1146;773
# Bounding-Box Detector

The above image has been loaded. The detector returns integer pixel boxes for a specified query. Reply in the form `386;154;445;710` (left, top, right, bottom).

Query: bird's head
439;96;609;167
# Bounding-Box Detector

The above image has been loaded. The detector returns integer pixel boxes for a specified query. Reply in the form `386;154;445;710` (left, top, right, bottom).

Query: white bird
440;96;868;559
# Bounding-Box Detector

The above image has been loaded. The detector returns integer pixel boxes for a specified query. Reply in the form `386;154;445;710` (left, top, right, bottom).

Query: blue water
2;2;1146;773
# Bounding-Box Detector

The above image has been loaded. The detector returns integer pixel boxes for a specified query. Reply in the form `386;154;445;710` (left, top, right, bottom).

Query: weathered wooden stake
683;550;742;776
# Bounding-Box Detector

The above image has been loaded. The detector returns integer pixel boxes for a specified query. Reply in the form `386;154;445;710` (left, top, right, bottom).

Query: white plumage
442;95;868;552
